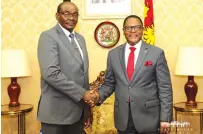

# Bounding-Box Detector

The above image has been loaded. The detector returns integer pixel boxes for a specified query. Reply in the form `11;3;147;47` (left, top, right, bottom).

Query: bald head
57;2;78;13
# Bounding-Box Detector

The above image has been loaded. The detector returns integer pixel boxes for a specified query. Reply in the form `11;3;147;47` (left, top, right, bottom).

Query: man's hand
89;90;99;107
83;90;99;107
160;122;170;134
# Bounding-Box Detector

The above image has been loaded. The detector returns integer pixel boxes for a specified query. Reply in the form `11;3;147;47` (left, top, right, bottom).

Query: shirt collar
126;40;142;50
58;23;75;37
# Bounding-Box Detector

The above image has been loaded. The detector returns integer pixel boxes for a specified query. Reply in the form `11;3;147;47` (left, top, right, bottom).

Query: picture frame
94;21;120;48
82;0;132;19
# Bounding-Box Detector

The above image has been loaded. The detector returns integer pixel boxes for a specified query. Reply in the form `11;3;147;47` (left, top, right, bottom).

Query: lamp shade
1;49;31;78
175;46;203;76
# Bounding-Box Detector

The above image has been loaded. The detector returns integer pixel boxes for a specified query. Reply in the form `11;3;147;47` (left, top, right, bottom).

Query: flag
143;0;155;45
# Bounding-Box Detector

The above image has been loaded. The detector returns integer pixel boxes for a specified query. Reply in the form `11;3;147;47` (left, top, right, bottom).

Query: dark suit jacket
98;41;173;133
37;24;89;125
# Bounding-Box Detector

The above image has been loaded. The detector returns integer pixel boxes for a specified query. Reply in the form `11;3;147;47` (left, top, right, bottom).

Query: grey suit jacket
98;41;173;133
37;24;89;125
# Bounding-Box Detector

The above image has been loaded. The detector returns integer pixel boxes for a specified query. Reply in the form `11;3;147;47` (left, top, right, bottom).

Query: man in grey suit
93;15;173;134
37;2;98;134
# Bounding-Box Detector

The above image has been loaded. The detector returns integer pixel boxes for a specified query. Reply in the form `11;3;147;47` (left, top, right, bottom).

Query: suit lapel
119;44;129;83
56;24;83;67
130;42;148;84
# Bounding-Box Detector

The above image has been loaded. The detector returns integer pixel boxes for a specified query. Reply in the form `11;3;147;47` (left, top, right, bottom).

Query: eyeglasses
124;25;143;32
59;12;79;18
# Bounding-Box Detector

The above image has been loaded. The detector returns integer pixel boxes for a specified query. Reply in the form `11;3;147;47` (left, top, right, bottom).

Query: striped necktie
69;33;84;70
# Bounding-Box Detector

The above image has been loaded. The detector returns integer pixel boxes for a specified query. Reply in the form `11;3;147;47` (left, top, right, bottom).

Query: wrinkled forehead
60;3;78;13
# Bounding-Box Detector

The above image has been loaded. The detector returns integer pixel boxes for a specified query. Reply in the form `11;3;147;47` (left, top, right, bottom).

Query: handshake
83;90;100;107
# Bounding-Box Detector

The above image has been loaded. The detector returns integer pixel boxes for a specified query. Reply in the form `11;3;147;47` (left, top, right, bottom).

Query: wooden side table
1;104;33;134
174;102;203;134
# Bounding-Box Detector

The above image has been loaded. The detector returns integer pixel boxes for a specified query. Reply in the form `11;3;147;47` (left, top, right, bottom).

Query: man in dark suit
37;2;97;134
94;15;173;134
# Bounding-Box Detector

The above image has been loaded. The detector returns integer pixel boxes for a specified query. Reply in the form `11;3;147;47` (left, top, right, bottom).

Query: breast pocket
144;64;155;72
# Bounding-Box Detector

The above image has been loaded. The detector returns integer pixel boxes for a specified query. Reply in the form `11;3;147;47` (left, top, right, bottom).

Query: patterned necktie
69;33;84;70
127;47;136;81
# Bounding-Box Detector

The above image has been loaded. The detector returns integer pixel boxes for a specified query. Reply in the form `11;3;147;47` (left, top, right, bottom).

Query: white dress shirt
125;40;142;68
58;23;84;59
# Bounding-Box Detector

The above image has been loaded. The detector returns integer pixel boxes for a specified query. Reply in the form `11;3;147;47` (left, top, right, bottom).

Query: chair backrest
89;71;105;91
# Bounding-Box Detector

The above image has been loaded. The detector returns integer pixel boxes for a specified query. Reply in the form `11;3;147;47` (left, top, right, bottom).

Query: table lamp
175;46;203;106
1;49;31;107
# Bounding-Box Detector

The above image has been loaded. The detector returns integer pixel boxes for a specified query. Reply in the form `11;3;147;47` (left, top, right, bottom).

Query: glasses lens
124;25;142;31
